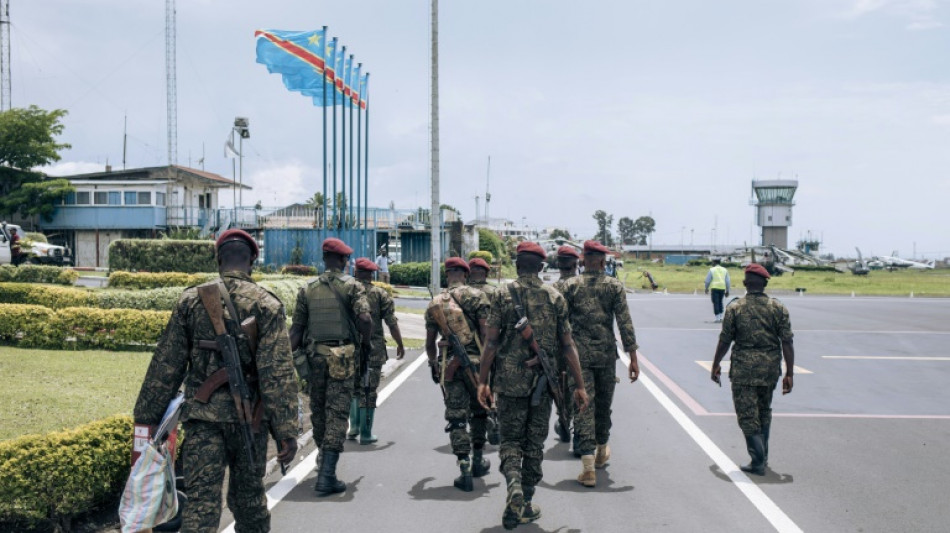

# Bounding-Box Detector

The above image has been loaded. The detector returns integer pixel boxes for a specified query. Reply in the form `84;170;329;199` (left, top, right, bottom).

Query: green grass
0;346;150;440
393;288;431;298
386;337;425;349
396;305;425;315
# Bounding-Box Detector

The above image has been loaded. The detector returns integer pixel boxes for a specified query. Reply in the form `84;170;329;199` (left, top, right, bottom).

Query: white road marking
623;351;803;533
822;355;950;361
638;327;950;335
695;360;813;374
221;353;428;533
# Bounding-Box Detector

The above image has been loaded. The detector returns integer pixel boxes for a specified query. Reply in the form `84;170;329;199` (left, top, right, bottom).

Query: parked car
0;223;73;266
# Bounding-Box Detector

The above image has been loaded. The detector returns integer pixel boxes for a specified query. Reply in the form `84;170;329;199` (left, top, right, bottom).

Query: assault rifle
430;305;480;394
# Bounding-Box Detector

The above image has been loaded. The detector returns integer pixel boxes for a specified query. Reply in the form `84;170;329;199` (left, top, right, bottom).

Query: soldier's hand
782;374;793;395
396;344;405;360
429;360;440;384
277;437;298;466
711;364;721;386
477;384;493;410
628;350;640;383
574;387;590;413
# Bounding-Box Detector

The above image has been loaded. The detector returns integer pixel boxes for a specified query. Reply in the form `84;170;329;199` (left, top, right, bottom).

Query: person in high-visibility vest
704;258;731;322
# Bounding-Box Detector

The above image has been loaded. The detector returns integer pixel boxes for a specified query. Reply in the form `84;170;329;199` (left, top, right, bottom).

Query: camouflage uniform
469;279;500;300
487;275;571;489
360;279;398;408
560;271;637;455
292;269;370;453
134;272;298;533
719;292;793;435
424;281;490;456
552;272;578;434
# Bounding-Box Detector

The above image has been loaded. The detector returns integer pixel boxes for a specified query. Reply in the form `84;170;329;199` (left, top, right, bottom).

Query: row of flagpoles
254;26;371;235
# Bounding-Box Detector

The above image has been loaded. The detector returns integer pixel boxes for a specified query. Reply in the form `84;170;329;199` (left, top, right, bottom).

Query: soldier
710;263;795;476
290;237;372;495
348;257;405;444
133;229;299;533
468;257;499;299
476;241;589;529
559;240;640;487
424;257;491;492
551;245;580;446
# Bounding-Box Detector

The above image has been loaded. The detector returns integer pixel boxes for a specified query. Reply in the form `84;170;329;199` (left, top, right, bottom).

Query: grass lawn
0;346;151;441
393;288;431;298
387;337;425;349
396;305;425;315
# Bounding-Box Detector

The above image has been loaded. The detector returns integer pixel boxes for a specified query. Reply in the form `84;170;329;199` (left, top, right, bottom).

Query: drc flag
255;28;332;105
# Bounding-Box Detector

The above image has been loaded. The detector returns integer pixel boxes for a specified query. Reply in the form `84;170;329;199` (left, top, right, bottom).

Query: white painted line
638;327;950;335
221;353;428;533
822;355;950;361
696;360;813;375
623;351;803;533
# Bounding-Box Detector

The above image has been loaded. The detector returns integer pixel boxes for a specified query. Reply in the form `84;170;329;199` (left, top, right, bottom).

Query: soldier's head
556;245;580;274
581;240;610;272
515;241;546;275
322;238;353;271
743;263;770;291
445;257;470;283
215;229;258;274
468;257;490;282
355;257;377;282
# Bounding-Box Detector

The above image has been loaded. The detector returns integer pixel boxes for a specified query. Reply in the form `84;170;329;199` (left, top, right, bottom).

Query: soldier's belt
317;339;352;347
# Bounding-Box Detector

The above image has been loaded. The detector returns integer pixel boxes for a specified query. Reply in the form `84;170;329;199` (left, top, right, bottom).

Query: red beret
745;263;771;279
469;258;490;271
557;245;580;258
322;237;353;256
583;240;610;254
445;257;470;272
355;257;378;272
216;229;258;256
516;241;546;259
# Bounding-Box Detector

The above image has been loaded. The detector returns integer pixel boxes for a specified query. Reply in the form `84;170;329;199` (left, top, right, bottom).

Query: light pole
233;117;250;221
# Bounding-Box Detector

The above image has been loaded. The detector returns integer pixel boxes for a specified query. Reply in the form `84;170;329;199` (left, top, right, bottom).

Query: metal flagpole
430;0;441;293
348;55;355;238
341;51;347;231
356;64;363;254
322;27;328;230
364;73;370;261
333;45;342;232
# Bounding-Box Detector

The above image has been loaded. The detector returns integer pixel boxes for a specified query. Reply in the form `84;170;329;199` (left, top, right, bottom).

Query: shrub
372;281;394;297
0;415;132;532
96;286;185;311
478;228;508;265
0;265;78;285
389;262;446;287
468;250;494;263
0;283;95;309
25;232;48;243
281;264;317;276
109;239;217;273
0;304;170;350
108;270;215;290
0;304;61;347
259;278;309;315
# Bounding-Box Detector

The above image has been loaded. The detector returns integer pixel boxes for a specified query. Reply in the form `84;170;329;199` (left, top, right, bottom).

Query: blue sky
12;0;950;258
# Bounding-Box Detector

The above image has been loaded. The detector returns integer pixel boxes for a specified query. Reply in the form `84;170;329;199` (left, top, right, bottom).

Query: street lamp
232;117;250;219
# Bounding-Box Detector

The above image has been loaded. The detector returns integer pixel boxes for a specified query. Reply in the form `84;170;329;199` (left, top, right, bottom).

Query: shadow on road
543;442;577;462
708;464;795;484
408;476;500;501
538;470;634;493
479;524;582;533
284;475;364;503
344;440;395;453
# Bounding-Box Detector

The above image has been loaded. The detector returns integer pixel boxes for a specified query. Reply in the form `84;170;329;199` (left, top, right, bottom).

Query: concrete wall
75;229;126;268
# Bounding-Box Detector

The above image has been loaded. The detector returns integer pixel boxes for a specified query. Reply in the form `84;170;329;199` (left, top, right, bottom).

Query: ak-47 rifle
430;304;480;394
507;285;570;435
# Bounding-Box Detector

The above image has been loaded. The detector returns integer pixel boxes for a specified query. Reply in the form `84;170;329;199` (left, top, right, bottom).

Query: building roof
48;165;251;189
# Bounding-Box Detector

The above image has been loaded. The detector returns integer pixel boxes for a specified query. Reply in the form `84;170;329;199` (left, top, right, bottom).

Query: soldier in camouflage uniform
290;237;372;495
711;263;795;476
349;257;405;444
551;245;580;445
424;257;491;492
468;256;501;446
559;240;640;487
134;229;299;533
477;241;589;530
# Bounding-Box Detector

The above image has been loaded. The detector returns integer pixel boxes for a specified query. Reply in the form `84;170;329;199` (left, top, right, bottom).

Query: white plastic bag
118;441;179;533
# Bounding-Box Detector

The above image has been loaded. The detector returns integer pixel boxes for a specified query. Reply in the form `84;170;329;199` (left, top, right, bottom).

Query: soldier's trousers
358;363;384;408
308;353;354;453
556;354;575;426
497;392;552;488
574;365;617;455
444;371;488;456
732;384;775;435
181;420;269;533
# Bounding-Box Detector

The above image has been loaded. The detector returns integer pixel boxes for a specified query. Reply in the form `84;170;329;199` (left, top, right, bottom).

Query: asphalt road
222;294;950;532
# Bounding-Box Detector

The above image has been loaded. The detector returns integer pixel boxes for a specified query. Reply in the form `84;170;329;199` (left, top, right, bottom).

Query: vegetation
108;239;217;273
478;228;508;265
548;228;572;240
592;210;614;246
0;265;78;285
618;215;656;245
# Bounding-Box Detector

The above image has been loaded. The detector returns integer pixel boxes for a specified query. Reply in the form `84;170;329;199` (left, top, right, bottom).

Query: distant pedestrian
710;263;795;476
705;258;731;322
375;250;391;283
9;227;23;266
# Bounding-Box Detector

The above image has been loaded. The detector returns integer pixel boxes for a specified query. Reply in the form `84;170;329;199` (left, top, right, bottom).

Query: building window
138;191;151;205
76;191;90;205
124;191;137;205
63;192;76;205
156;192;166;206
94;191;108;205
108;192;121;205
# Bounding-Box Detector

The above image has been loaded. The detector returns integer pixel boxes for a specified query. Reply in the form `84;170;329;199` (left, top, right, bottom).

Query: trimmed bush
108;270;215;289
0;415;132;532
109;238;217;273
281;265;317;276
478;228;508;265
0;304;61;347
0;265;78;285
468;250;494;263
372;281;394;296
96;286;185;311
0;283;95;309
389;262;446;287
0;304;170;350
259;278;309;315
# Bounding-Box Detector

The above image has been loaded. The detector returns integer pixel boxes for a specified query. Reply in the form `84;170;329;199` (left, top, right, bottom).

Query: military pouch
318;343;356;381
293;348;310;383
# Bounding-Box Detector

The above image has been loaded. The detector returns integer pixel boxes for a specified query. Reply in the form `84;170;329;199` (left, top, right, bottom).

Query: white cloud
243;161;315;209
932;114;950;125
41;161;108;176
841;0;944;29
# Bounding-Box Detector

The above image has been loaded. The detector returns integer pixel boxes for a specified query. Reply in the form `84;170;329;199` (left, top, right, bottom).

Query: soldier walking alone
711;263;795;475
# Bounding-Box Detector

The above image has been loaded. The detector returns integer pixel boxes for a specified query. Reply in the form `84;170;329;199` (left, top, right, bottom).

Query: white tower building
752;179;797;249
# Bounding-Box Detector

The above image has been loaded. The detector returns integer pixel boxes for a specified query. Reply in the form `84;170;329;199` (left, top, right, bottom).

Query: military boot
761;424;771;467
314;450;346;495
454;456;473;492
571;432;581;458
359;408;378;445
577;455;596;487
346;398;359;440
554;419;571;443
502;476;524;530
519;485;541;524
472;448;491;477
594;443;611;469
740;434;766;476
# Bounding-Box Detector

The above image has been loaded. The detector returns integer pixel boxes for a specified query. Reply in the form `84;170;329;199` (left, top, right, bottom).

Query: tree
0;106;73;222
617;217;636;245
549;228;572;241
304;192;325;209
478;228;508;265
592;210;614;246
631;216;656;245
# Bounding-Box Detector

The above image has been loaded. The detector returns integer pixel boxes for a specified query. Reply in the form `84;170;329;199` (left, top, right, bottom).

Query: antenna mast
484;155;491;224
165;0;178;164
0;0;11;111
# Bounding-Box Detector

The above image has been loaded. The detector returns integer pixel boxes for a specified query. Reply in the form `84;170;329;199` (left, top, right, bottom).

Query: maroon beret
583;240;610;254
516;241;546;259
745;263;771;280
469;258;490;271
322;237;353;256
557;245;580;258
445;257;470;272
216;229;258;256
355;257;378;272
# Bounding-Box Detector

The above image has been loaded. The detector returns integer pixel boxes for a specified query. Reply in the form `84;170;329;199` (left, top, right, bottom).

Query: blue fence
262;228;380;268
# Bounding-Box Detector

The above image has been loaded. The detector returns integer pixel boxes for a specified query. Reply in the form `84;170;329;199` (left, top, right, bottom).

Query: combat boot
571;432;581;458
554;418;571;443
577;455;596;487
314;450;346;494
453;456;473;492
594;443;611;469
519;485;541;524
472;448;491;477
502;476;524;530
346;398;359;440
740;434;766;476
762;424;771;466
359;408;378;445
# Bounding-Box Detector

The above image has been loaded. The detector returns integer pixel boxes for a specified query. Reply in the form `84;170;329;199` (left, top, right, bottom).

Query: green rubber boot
346;397;359;440
359;407;378;445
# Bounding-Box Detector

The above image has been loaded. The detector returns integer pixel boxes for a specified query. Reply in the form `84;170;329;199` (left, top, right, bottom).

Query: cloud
841;0;944;29
243;160;315;209
41;161;107;176
931;114;950;125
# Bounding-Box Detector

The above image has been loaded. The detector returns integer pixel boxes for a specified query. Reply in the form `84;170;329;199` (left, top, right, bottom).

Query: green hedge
109;238;217;273
281;265;317;276
478;228;509;265
258;278;308;314
390;262;446;287
0;304;170;350
0;415;132;531
0;304;60;347
0;265;78;285
109;270;215;289
0;283;186;311
468;250;494;263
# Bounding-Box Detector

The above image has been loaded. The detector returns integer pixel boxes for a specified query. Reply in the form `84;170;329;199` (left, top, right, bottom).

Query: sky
11;0;950;259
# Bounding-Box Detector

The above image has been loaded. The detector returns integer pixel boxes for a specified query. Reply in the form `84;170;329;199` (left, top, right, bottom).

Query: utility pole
0;0;11;111
429;0;441;293
165;0;178;165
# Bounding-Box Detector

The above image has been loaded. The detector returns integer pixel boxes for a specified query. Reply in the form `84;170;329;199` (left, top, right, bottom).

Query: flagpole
333;46;342;232
364;73;370;259
341;53;347;231
356;64;363;253
348;55;355;238
321;27;328;230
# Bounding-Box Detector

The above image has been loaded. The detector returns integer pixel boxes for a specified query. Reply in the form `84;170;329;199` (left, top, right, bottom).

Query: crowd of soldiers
133;229;794;531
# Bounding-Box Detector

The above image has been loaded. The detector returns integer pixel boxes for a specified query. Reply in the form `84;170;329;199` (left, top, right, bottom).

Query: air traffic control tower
752;179;798;249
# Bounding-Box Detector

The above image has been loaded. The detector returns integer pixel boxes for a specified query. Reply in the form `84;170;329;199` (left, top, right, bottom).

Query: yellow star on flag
308;33;321;47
